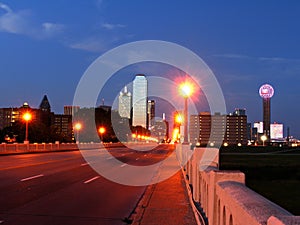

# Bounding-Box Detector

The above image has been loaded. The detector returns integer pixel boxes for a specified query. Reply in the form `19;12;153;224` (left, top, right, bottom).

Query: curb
180;167;206;225
129;182;157;225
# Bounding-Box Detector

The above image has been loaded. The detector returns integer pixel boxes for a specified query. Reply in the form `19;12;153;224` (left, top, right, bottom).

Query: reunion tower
259;84;275;141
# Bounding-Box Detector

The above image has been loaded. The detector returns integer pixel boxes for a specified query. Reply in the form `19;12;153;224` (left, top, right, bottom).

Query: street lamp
98;126;106;143
74;122;82;143
175;113;183;125
22;112;32;143
179;82;194;144
261;135;267;146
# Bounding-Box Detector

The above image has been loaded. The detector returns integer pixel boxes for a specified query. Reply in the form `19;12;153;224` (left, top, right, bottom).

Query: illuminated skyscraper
118;86;132;119
147;100;155;129
132;74;148;128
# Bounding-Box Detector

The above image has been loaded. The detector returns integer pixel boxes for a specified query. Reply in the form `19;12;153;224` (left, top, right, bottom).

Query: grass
219;147;300;215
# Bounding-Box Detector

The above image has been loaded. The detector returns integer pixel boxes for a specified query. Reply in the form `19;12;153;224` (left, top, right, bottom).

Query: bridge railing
179;146;300;225
0;142;159;155
0;143;79;154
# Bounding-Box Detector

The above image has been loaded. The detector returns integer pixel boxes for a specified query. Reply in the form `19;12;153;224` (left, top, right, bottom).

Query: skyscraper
39;95;52;127
147;100;155;129
118;86;132;119
132;74;148;128
39;95;51;113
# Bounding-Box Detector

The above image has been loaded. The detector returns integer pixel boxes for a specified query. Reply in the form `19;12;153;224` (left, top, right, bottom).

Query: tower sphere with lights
259;84;274;143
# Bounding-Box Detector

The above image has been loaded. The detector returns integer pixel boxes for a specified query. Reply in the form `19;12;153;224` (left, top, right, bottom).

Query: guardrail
177;145;300;225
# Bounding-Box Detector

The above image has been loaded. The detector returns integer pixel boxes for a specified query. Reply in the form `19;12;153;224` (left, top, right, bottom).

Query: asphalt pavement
0;144;198;225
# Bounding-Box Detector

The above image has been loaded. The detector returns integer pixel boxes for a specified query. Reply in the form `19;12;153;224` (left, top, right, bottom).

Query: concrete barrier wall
0;142;158;155
0;143;79;154
0;142;114;154
180;146;300;225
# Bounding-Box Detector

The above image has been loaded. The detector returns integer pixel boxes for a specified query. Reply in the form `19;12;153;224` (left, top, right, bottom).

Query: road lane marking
120;163;127;167
84;176;100;184
106;156;114;160
21;174;44;182
0;158;77;171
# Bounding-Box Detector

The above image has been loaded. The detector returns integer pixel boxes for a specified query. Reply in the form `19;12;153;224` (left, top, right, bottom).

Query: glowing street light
22;112;32;143
172;128;180;143
98;126;106;143
74;122;82;143
175;113;183;125
179;81;194;144
179;82;194;98
261;135;267;146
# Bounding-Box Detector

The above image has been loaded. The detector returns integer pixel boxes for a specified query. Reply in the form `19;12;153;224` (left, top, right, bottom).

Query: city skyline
0;82;296;140
1;1;300;138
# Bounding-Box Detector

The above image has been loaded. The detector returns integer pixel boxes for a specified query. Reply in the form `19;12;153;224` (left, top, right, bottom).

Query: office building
254;121;264;134
0;107;20;130
132;74;148;128
147;100;155;129
225;113;247;145
118;86;132;119
53;114;73;142
233;108;246;116
189;114;200;144
151;116;169;143
64;106;80;116
189;111;247;146
270;123;283;139
247;123;252;141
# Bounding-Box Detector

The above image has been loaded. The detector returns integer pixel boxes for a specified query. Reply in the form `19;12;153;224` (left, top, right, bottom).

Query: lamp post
98;126;106;143
74;122;82;144
261;134;267;146
23;112;32;143
179;82;194;144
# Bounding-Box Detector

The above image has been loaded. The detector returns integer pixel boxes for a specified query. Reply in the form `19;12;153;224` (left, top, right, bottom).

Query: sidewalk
131;169;199;225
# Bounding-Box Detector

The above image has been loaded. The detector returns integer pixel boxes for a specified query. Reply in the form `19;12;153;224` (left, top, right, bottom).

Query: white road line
120;163;127;167
106;156;114;160
84;176;100;184
81;163;89;166
21;174;44;182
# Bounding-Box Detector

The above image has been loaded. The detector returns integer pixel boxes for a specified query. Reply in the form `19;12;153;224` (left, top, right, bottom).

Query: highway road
0;144;174;225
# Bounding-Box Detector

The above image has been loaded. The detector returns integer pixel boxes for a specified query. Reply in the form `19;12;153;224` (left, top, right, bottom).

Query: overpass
177;144;300;225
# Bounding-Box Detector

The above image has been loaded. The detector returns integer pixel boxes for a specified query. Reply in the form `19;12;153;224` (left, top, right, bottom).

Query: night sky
1;1;300;138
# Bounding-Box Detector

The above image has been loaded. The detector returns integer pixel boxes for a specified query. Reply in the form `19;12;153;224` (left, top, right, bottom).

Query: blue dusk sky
1;1;300;138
